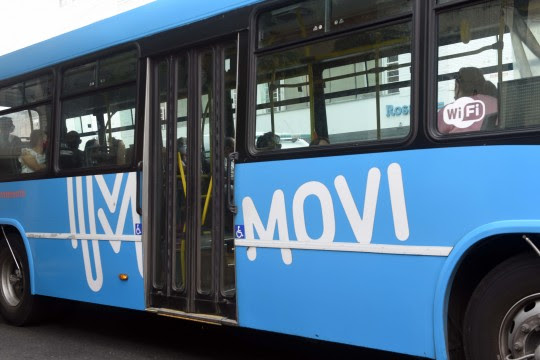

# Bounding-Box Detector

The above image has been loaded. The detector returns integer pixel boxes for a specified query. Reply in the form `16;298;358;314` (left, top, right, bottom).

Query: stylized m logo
67;173;142;292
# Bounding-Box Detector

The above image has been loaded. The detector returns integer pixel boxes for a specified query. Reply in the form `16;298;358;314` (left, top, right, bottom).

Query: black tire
0;235;39;325
463;253;540;359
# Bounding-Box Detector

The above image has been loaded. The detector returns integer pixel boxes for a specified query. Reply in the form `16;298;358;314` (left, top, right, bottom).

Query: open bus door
146;37;240;322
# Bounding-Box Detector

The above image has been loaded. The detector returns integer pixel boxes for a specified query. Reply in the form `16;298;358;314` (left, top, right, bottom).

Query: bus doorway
148;39;238;322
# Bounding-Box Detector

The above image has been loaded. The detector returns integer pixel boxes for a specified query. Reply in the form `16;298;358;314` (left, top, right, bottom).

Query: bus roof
0;0;262;81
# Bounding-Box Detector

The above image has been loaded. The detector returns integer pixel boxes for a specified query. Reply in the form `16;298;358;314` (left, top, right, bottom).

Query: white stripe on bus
235;239;452;257
25;233;141;242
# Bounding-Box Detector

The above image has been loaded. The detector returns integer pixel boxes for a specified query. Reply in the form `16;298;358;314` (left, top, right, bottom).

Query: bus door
149;39;238;321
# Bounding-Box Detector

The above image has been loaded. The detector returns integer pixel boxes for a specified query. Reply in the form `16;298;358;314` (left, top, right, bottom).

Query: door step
146;307;237;326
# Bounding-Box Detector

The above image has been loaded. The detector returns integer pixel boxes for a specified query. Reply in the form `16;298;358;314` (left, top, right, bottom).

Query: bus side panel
236;248;443;357
29;238;144;310
0;173;144;310
234;145;540;358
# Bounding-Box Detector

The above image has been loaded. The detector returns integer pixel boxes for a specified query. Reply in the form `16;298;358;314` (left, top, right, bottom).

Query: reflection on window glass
63;63;97;95
258;0;411;48
255;22;412;150
63;50;137;95
99;50;137;86
437;0;540;134
60;85;136;169
0;105;50;178
0;75;52;110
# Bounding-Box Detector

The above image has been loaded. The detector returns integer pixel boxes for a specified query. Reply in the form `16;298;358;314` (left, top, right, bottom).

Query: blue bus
1;0;540;358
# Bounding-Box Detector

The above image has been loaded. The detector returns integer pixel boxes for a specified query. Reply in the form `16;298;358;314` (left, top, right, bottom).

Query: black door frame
147;35;242;320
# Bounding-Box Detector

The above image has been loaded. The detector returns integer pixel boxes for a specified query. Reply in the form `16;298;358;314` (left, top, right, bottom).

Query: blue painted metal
233;145;540;358
0;0;263;81
0;173;144;310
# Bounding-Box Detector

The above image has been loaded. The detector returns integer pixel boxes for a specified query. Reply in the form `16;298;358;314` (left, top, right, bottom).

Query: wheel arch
0;218;35;295
433;220;540;359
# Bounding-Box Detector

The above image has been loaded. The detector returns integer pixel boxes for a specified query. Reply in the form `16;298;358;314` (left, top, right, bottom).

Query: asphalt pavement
0;300;420;359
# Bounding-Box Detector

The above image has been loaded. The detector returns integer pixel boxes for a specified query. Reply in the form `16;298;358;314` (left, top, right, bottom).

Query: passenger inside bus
19;129;47;173
177;137;187;167
59;130;85;169
83;136;126;167
256;132;281;150
0;116;22;175
438;67;498;134
84;139;100;166
108;136;126;165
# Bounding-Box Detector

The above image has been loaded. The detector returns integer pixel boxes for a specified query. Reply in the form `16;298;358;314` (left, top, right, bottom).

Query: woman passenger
20;129;47;173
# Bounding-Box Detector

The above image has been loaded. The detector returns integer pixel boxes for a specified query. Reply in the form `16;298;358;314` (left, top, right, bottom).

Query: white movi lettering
242;190;292;264
387;163;409;241
293;181;335;243
240;163;410;264
334;168;380;244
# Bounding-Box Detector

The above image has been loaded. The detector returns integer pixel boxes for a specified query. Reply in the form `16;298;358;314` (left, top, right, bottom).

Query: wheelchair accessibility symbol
135;223;142;235
235;225;245;239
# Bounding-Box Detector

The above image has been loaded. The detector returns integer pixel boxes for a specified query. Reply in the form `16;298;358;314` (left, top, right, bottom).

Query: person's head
455;67;486;99
29;129;47;148
0;117;14;135
85;139;99;150
65;131;81;150
224;137;235;156
177;136;187;154
256;132;281;150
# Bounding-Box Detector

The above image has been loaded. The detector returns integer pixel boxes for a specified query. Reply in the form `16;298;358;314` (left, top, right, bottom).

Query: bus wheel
0;236;38;325
463;254;540;359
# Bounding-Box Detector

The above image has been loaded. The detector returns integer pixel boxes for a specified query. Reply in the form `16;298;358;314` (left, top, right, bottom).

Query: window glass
198;50;213;295
331;0;411;31
255;21;412;150
0;75;52;110
63;50;137;95
63;63;97;95
153;60;168;290
0;105;50;178
258;0;325;48
258;0;411;48
60;85;136;169
99;50;137;86
437;0;540;134
174;55;188;292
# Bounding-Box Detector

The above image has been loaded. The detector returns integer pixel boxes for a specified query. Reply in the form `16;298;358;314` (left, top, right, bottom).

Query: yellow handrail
177;152;186;196
201;177;212;226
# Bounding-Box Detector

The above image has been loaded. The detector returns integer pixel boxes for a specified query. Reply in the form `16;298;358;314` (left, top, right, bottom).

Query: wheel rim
499;293;540;358
0;254;23;307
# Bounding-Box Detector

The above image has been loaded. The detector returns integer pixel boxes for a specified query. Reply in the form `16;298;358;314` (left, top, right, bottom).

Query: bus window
0;74;52;179
437;0;540;135
0;107;51;178
61;86;136;169
255;20;412;150
60;50;137;170
258;0;411;49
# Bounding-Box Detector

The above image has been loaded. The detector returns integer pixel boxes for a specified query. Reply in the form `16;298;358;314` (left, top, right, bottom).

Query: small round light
119;274;129;281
